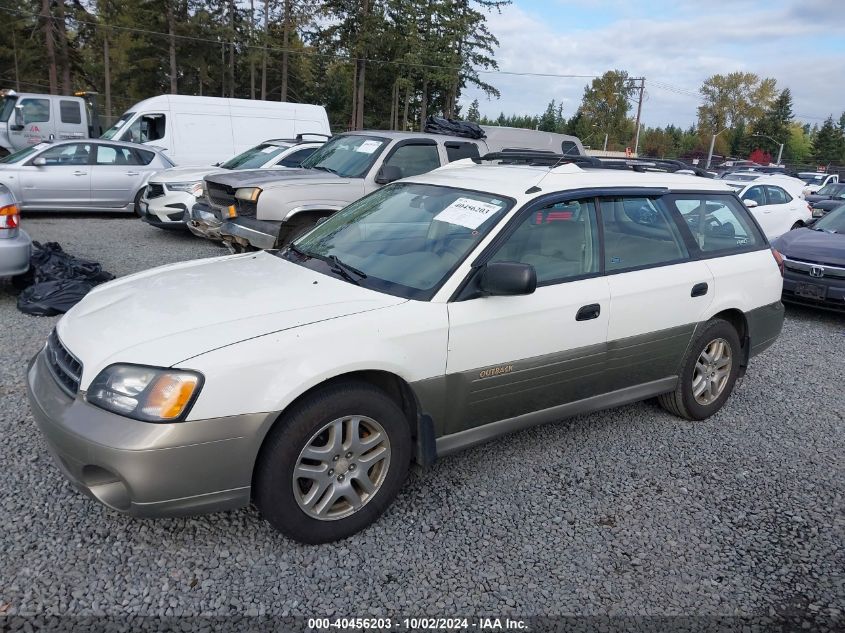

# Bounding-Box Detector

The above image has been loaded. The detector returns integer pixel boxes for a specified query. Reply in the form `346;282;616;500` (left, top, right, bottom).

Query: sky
460;0;845;130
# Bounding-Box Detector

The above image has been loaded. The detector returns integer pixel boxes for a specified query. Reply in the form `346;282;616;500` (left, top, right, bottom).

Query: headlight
812;208;824;217
167;181;204;197
86;364;203;422
235;187;262;202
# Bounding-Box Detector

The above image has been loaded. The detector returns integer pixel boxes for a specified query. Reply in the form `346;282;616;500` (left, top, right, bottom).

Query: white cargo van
100;95;331;165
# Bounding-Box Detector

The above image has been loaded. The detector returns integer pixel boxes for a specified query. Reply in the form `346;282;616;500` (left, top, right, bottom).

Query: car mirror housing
32;157;47;167
374;165;402;185
743;199;758;208
479;262;537;297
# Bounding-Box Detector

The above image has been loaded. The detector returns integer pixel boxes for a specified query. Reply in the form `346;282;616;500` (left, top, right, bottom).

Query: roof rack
472;152;713;177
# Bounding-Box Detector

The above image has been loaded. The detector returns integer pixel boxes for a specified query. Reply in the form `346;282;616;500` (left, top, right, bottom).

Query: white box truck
100;95;331;165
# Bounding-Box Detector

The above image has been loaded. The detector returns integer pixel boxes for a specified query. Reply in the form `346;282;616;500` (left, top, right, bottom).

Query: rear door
18;142;92;210
56;99;87;141
366;139;442;195
763;185;801;237
444;196;610;436
598;195;713;392
90;143;147;208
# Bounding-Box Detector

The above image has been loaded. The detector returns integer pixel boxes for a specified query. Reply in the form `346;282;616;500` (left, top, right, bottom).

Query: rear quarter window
667;194;766;254
59;100;82;124
133;149;156;165
444;142;480;162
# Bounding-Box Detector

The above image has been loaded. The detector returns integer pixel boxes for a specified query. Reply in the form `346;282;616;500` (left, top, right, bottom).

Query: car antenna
524;144;581;194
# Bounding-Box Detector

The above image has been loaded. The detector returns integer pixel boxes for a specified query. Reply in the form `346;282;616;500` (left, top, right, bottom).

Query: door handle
691;282;708;297
125;171;140;176
575;303;601;321
73;171;87;176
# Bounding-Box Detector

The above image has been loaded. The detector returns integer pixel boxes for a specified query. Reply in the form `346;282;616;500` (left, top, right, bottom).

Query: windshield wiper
311;165;339;175
327;255;367;285
287;242;313;258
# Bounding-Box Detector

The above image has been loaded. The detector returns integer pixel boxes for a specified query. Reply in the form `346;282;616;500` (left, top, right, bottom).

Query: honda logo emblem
809;266;825;278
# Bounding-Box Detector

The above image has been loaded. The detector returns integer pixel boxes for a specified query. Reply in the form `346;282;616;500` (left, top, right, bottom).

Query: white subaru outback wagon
27;154;785;543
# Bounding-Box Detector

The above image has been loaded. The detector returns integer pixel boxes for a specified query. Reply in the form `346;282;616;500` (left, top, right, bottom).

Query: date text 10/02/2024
308;617;528;630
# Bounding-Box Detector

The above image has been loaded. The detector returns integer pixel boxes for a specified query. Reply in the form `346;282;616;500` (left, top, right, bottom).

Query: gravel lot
1;215;843;626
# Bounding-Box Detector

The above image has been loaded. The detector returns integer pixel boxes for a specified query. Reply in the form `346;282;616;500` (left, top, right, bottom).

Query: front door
19;143;92;210
445;197;610;435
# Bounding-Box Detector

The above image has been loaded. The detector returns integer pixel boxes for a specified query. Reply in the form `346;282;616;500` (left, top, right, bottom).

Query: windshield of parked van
0;97;16;122
286;183;513;300
220;143;293;169
814;206;845;233
300;134;387;178
101;112;134;139
799;173;825;185
817;183;845;198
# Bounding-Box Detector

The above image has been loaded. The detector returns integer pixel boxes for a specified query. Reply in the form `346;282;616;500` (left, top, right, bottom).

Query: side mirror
743;199;758;208
374;164;402;185
32;157;47;167
479;262;537;296
10;107;24;131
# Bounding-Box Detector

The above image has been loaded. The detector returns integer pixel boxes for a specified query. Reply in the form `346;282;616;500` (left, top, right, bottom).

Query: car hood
205;168;348;189
57;252;406;386
150;166;225;183
805;193;843;204
773;228;845;267
811;199;845;211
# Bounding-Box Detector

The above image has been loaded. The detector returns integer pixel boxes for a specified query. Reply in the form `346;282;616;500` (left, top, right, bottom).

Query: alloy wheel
692;337;733;405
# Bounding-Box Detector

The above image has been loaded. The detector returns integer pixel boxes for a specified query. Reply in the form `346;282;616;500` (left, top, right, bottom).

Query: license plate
795;282;826;300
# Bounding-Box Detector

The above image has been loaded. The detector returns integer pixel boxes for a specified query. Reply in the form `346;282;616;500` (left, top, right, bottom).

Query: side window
133;148;156;165
36;143;92;166
444;142;480;162
561;140;579;156
121;114;166;143
742;185;766;206
765;186;791;204
382;143;441;179
278;147;317;168
669;194;764;253
59;100;82;124
489;199;600;284
20;98;50;124
95;145;140;166
600;197;689;272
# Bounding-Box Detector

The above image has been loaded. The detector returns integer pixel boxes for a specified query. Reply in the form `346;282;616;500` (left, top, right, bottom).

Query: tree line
0;0;508;131
469;71;845;167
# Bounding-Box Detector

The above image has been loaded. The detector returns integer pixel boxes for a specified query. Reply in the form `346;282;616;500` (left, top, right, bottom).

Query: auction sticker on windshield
433;198;502;230
355;140;382;154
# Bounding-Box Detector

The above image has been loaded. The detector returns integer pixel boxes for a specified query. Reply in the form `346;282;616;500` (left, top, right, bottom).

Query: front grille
206;181;236;209
146;183;165;199
783;257;845;280
45;330;82;397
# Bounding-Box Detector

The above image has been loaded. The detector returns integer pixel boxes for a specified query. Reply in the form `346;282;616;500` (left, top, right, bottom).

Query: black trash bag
17;280;96;317
28;241;115;284
424;115;486;140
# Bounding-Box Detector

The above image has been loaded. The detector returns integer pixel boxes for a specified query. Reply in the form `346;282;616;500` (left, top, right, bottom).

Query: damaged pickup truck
191;128;584;250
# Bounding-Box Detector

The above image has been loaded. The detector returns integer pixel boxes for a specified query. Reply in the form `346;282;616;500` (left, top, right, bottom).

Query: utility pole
12;29;20;91
632;77;645;156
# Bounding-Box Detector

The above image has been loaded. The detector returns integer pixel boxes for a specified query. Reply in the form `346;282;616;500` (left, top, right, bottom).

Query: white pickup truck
195;127;585;250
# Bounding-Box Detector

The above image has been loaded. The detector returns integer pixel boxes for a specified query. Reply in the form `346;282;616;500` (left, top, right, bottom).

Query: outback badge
479;364;514;379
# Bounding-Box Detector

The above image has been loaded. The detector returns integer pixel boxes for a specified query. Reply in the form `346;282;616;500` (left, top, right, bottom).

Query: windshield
220;143;292;170
101;112;134;139
814;206;845;233
817;183;845;197
300;134;387;178
287;182;513;300
0;143;47;164
0;96;16;123
799;173;825;185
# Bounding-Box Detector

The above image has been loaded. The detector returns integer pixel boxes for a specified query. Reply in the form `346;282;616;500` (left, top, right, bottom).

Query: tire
790;221;803;230
254;381;411;544
658;318;742;421
133;188;145;217
276;215;324;248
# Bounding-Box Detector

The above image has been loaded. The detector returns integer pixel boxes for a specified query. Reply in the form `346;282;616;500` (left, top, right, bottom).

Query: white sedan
726;179;812;239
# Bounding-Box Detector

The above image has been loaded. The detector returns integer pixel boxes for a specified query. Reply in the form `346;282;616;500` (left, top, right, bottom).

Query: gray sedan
0;183;31;277
0;139;174;214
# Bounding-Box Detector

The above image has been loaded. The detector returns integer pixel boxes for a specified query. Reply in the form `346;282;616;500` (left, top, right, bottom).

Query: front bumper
187;202;225;241
27;349;272;517
0;229;32;277
220;216;282;250
781;262;845;313
140;189;194;228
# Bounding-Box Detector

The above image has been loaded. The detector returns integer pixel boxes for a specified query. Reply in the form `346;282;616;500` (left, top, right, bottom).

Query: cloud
462;0;845;128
